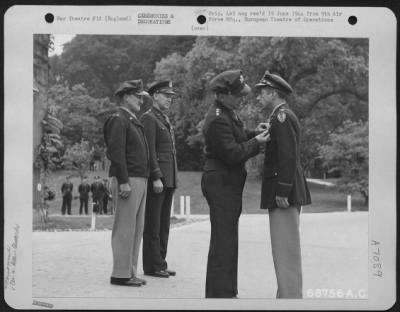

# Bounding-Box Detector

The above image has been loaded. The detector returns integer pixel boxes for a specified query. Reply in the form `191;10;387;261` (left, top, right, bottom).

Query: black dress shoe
110;277;142;287
144;270;169;278
164;269;176;276
131;276;146;285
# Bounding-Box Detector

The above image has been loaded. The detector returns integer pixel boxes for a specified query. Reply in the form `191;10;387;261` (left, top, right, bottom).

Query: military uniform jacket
91;182;105;200
140;107;178;188
61;182;73;196
103;108;150;185
202;100;260;176
78;183;90;198
261;103;311;209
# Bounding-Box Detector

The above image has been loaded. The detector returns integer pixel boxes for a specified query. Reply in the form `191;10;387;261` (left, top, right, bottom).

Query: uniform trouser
201;170;246;298
103;196;109;214
79;197;88;214
142;185;174;273
92;196;104;214
61;194;72;215
111;177;147;278
269;206;303;298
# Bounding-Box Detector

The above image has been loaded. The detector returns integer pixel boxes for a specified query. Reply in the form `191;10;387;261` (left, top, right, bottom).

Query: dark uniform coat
61;182;73;195
261;103;311;210
140;107;178;188
201;100;260;298
78;183;90;199
103;107;150;184
141;106;178;273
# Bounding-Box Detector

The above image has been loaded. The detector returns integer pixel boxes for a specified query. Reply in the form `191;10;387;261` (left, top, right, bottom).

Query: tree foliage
62;140;94;181
34;111;64;172
50;35;195;98
153;36;368;173
49;35;368;188
48;82;114;153
319;121;368;203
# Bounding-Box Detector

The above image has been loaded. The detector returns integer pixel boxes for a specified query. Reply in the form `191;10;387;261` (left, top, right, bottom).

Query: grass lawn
35;170;367;230
33;215;186;231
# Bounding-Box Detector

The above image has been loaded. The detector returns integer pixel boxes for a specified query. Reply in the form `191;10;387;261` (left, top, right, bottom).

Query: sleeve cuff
151;168;163;180
250;137;261;154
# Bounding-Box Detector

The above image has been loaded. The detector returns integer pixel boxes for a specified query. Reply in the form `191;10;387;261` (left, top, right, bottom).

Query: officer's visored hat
115;79;148;97
147;80;177;96
254;71;293;95
210;69;251;96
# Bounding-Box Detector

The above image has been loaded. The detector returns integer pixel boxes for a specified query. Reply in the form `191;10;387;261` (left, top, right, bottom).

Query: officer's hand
119;183;131;199
255;130;271;143
255;122;270;133
153;179;164;194
276;196;290;209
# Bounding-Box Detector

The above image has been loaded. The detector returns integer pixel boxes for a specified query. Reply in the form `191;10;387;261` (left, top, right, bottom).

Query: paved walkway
32;212;368;306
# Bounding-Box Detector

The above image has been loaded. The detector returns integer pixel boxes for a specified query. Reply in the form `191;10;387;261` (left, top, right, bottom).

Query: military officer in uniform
141;80;178;278
103;79;150;287
61;176;73;215
91;176;105;214
78;177;90;215
201;69;270;298
255;71;312;298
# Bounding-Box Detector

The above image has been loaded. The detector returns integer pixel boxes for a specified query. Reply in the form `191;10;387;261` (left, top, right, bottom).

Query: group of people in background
102;69;311;299
60;175;113;215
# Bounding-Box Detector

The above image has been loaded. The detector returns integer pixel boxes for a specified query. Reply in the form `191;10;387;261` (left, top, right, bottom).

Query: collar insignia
277;111;286;123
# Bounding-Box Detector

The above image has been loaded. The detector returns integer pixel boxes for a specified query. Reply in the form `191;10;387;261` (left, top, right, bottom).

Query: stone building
33;34;50;209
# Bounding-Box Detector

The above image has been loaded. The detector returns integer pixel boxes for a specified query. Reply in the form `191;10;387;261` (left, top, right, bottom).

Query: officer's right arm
141;113;163;181
206;117;260;167
103;116;129;185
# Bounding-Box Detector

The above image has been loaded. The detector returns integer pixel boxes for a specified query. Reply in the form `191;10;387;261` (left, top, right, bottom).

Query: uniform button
274;172;277;176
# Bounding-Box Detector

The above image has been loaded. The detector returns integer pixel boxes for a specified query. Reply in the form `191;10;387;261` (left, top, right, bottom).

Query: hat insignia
277;111;286;123
169;81;173;88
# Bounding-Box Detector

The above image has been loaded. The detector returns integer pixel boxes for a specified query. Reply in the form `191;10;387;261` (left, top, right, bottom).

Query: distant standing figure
61;176;73;215
91;176;105;214
78;178;91;215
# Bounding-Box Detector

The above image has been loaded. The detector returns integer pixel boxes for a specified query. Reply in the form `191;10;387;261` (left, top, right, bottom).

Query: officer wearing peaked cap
201;70;270;298
141;80;178;278
255;71;311;298
104;79;150;287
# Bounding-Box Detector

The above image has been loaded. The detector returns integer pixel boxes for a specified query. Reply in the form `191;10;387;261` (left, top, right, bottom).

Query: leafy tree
50;35;368;174
48;82;114;152
319;120;368;204
51;35;196;98
154;36;368;172
34;112;64;173
62;140;94;182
